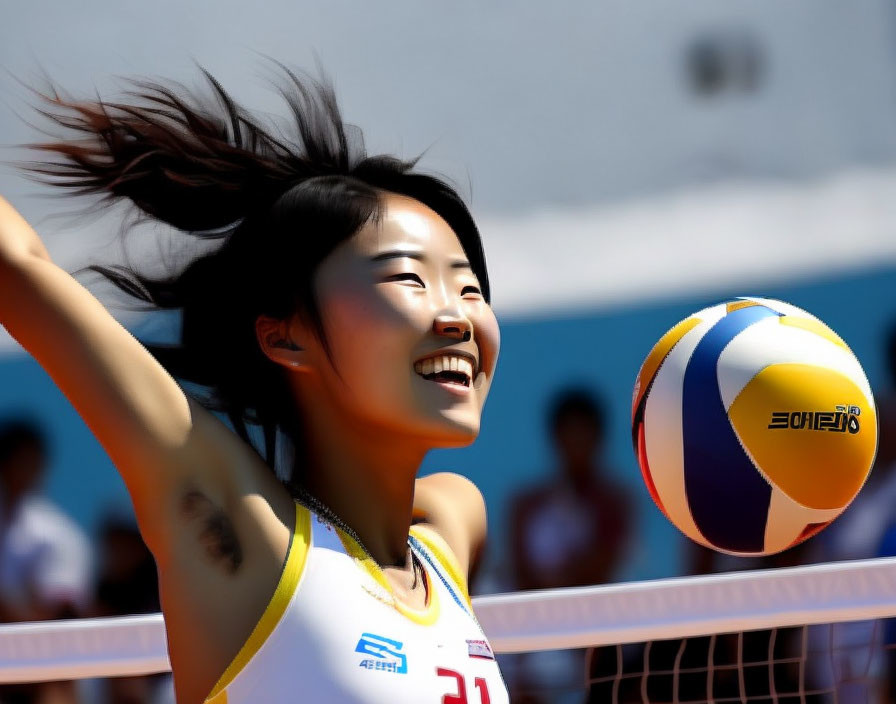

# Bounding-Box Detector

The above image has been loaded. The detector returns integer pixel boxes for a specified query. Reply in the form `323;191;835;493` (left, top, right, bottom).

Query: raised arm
0;71;298;551
0;197;228;551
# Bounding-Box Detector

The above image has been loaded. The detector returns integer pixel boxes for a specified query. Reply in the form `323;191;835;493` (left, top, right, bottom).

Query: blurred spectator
0;420;91;704
0;420;91;622
507;388;633;703
812;323;896;565
876;524;896;702
83;514;172;704
825;323;896;702
93;513;159;618
510;388;632;591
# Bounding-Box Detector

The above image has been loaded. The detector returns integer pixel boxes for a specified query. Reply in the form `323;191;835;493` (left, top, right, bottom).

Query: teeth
414;354;476;384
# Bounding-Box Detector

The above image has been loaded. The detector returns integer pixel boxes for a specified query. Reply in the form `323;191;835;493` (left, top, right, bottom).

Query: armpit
180;489;243;574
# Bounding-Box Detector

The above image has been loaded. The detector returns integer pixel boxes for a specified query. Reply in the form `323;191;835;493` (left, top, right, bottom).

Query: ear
255;315;307;371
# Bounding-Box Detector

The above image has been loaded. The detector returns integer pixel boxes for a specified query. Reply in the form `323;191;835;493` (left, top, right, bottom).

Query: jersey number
436;668;491;704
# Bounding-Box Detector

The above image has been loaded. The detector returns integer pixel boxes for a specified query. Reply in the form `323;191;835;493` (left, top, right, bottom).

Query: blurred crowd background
4;0;896;702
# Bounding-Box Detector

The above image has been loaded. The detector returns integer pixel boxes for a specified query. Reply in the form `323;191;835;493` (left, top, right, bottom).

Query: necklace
294;487;424;590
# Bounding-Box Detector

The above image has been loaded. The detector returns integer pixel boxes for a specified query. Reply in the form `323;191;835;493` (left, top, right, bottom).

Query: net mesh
588;621;894;703
502;620;896;703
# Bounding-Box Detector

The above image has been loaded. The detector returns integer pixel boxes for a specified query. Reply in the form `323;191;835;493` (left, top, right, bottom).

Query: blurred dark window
687;30;764;96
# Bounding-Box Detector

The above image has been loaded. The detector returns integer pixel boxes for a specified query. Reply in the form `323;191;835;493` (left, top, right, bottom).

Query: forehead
354;194;467;259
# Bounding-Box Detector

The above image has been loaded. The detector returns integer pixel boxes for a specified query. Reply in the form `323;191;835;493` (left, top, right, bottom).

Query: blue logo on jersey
355;633;408;674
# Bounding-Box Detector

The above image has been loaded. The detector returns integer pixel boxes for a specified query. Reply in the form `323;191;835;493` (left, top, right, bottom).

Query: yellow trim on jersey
337;529;441;626
336;530;392;593
205;503;311;702
409;524;473;609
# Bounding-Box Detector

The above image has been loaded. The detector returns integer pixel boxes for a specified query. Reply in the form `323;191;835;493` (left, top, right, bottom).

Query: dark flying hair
25;66;490;493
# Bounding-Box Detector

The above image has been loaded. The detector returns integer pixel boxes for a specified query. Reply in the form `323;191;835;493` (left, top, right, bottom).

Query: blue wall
3;264;896;587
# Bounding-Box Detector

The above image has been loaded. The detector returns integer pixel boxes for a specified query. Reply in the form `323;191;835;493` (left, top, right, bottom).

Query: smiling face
283;193;500;446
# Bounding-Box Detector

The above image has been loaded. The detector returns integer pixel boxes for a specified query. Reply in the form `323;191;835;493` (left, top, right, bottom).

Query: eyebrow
370;249;472;270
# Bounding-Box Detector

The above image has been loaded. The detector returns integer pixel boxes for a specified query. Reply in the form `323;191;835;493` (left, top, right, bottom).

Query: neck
563;465;594;492
292;382;428;568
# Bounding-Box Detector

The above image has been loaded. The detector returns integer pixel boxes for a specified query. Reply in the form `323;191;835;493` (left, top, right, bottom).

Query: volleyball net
1;557;895;701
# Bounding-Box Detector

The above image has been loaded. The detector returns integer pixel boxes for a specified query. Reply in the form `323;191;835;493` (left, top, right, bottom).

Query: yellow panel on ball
728;363;876;510
778;316;851;352
726;300;761;313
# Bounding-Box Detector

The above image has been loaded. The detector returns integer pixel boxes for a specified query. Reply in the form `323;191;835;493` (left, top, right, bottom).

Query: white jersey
205;504;508;704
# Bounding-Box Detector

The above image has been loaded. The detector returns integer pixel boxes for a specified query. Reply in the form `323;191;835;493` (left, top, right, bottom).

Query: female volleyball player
0;68;506;703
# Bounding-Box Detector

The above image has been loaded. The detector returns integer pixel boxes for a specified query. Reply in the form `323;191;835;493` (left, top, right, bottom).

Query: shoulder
416;472;485;509
413;473;486;580
415;473;486;534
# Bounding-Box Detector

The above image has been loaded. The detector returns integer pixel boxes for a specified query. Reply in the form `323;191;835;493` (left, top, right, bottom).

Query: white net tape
479;557;896;653
0;557;895;684
0;614;168;683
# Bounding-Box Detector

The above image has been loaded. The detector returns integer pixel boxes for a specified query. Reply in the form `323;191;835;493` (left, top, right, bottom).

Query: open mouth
414;354;475;388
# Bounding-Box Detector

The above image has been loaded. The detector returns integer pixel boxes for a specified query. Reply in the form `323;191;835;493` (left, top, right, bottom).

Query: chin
427;412;480;447
432;436;477;450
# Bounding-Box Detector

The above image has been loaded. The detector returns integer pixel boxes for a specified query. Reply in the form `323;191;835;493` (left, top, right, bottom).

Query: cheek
332;284;430;333
320;290;426;395
474;308;501;378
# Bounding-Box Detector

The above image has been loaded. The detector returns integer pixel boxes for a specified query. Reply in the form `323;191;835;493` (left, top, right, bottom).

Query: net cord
0;557;895;683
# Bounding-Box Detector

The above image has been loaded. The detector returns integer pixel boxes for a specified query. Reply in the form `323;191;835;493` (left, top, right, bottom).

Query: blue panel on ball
683;305;780;553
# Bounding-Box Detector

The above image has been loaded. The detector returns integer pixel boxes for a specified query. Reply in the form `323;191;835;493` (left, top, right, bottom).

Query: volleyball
631;297;877;556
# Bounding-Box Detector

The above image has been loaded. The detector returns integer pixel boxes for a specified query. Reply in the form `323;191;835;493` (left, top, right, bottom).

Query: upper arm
0;229;219;548
413;472;487;580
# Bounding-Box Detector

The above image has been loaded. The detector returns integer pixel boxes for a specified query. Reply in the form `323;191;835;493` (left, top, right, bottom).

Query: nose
433;313;472;342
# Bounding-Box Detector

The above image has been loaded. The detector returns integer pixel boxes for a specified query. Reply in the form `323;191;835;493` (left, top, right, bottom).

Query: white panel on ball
643;314;719;546
715;317;873;412
763;487;843;554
